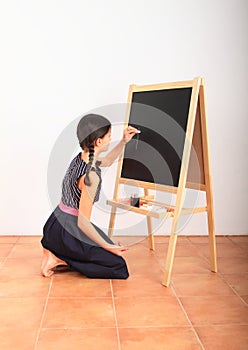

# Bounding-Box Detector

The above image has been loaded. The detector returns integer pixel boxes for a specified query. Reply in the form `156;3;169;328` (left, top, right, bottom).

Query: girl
41;113;138;279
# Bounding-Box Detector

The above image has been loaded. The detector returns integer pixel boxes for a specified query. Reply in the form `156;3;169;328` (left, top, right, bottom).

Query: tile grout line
227;237;248;255
110;280;121;350
217;271;248;307
189;241;248;303
40;324;215;330
170;281;206;350
152;238;212;274
189;238;248;307
187;239;211;262
33;275;54;350
1;241;18;267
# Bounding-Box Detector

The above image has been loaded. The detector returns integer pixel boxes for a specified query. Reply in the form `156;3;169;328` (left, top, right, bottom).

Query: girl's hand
104;243;128;256
122;125;140;144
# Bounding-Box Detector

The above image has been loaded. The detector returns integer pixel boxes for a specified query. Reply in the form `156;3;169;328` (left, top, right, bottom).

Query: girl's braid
84;143;95;186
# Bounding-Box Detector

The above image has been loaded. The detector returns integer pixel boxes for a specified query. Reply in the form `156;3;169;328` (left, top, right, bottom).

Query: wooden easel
107;77;217;287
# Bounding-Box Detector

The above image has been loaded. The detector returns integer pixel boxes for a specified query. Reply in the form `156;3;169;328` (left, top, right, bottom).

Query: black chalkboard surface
121;88;192;187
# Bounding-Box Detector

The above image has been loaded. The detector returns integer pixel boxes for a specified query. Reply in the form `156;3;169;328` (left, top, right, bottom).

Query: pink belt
59;201;79;216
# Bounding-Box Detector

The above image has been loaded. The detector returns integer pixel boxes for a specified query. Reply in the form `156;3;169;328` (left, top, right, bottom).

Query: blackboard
121;88;192;187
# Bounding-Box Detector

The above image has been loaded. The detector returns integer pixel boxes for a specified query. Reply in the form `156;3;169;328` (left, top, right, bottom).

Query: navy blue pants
41;207;129;279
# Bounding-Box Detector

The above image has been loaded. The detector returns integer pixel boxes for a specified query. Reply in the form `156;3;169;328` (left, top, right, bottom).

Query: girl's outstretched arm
98;126;138;167
77;172;128;256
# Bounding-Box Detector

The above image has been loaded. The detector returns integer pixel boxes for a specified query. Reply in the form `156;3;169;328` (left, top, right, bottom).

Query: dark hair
77;114;111;186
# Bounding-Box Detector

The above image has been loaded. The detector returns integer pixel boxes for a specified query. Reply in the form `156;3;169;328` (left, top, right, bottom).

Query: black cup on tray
130;195;140;207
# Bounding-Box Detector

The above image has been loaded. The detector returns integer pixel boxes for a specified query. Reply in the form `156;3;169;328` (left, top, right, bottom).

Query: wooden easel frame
107;77;217;287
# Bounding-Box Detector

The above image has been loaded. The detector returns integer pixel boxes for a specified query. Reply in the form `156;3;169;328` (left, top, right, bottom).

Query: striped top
61;153;102;209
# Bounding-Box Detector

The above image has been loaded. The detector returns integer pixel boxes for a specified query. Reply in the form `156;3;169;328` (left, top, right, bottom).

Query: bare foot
41;248;67;277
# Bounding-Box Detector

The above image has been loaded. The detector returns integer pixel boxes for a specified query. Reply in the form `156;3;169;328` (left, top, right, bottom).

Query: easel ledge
107;197;207;219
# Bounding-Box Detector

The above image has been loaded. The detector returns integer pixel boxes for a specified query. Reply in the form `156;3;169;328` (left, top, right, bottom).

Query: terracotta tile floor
0;235;247;350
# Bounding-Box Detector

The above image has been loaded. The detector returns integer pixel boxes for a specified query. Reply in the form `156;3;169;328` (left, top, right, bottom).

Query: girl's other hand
122;125;140;144
104;243;128;256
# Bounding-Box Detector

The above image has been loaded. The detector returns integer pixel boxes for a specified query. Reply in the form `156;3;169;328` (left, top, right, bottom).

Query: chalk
136;130;141;133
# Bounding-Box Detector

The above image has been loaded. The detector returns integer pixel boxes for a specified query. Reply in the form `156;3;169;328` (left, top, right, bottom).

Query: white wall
0;0;247;236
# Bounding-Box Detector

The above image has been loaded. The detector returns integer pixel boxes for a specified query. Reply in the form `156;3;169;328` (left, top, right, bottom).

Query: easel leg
144;189;155;250
206;176;217;272
207;209;217;272
162;231;178;287
108;208;117;238
200;80;217;272
147;216;155;251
